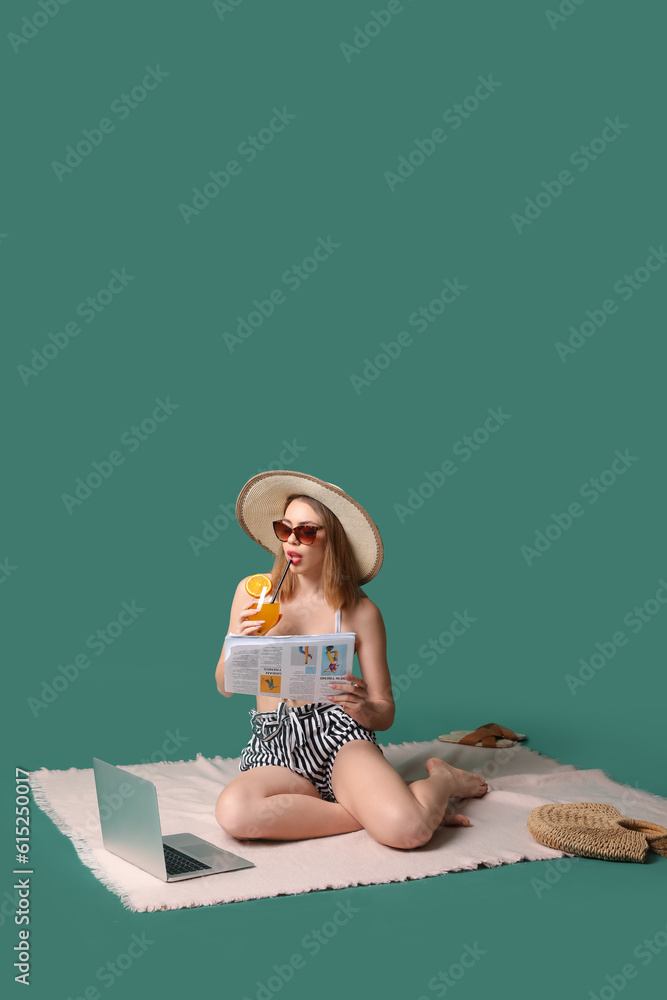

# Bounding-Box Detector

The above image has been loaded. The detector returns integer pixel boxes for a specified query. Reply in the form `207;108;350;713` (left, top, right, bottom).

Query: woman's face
280;499;326;577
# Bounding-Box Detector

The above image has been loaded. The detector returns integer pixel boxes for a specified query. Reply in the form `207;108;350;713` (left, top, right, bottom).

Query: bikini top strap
335;608;341;633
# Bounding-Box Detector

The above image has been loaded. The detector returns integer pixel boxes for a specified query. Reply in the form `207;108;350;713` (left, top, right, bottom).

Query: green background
3;0;665;997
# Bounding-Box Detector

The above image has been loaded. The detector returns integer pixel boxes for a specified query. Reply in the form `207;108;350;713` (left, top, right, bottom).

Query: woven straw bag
527;802;667;863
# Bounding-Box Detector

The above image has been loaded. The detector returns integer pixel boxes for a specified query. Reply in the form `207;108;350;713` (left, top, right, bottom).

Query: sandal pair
439;722;526;748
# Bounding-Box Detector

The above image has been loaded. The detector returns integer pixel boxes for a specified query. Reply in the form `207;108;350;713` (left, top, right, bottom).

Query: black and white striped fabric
237;606;383;803
238;700;382;803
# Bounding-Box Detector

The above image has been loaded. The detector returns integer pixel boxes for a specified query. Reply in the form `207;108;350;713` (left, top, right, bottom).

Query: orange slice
245;574;273;599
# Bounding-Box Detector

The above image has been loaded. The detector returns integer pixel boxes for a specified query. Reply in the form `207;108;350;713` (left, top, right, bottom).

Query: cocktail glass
247;601;280;636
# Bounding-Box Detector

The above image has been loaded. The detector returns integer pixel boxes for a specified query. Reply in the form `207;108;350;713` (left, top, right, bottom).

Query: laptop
92;758;255;881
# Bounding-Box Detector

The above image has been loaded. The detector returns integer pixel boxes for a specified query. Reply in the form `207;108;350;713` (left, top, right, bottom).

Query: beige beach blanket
29;739;667;911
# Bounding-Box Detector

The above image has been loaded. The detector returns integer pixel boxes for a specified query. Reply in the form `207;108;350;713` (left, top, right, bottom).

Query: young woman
214;471;488;849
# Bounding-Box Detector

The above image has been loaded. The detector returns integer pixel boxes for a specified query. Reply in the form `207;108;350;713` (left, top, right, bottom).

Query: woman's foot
441;809;471;827
424;757;489;827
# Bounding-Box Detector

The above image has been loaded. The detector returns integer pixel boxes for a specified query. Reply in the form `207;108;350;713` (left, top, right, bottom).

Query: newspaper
223;632;356;702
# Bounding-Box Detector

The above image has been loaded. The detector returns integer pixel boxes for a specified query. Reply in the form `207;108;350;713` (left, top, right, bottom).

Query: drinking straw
255;585;268;612
270;559;292;602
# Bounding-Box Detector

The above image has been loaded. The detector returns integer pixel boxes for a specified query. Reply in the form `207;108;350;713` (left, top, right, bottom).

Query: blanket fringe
29;773;137;911
493;745;667;809
29;742;666;911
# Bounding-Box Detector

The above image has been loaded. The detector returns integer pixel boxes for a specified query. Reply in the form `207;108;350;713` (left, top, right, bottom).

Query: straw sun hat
235;470;383;584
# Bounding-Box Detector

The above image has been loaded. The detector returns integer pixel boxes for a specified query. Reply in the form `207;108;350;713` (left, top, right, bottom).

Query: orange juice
247;601;280;635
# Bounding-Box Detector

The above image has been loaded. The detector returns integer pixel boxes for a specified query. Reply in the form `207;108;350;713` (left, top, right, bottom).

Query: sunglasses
273;520;324;545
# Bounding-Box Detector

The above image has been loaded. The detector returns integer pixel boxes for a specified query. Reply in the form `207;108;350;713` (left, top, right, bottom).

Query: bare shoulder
232;576;251;600
347;594;384;630
347;595;387;663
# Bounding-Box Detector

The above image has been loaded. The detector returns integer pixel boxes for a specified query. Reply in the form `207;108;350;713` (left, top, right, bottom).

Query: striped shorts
238;700;383;803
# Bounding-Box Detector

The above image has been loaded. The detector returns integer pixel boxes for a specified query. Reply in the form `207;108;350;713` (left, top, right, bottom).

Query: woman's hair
269;494;365;609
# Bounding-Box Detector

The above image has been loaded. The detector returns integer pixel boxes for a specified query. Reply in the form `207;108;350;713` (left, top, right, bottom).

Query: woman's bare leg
216;749;488;847
330;743;488;849
216;765;364;841
407;757;489;830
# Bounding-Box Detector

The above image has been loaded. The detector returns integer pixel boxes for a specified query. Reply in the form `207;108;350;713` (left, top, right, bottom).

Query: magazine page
223;632;356;703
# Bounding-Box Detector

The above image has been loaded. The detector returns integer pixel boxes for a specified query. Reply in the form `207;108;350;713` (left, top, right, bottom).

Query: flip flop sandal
527;802;667;863
438;722;527;748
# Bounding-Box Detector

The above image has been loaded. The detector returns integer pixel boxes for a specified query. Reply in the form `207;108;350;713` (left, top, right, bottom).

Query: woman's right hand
237;602;282;636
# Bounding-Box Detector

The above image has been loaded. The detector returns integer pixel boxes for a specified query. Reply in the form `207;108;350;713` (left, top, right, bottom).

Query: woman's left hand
327;674;368;718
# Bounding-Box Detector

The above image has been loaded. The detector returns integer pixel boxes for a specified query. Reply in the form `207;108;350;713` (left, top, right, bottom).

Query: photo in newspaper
223;632;356;702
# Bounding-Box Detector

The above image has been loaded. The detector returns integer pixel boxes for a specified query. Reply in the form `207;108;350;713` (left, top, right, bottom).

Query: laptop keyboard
163;843;212;876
